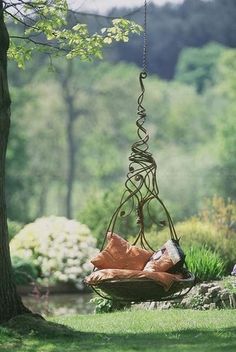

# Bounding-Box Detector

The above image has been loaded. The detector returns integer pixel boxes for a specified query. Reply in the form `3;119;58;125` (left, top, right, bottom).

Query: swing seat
85;232;195;302
85;268;194;302
89;271;195;302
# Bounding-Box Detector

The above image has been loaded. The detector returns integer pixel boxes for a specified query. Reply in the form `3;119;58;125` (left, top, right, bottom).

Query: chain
142;0;147;73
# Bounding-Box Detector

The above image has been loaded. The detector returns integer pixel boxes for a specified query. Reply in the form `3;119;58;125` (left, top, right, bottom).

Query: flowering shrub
10;216;98;289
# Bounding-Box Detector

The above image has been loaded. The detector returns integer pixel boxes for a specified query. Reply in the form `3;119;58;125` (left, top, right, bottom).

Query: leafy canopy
5;0;142;68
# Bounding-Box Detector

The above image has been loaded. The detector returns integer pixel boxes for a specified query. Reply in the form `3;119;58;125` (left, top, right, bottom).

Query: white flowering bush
10;216;98;289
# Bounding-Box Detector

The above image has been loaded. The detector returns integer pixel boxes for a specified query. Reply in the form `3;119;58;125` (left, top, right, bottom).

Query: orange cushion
144;251;174;272
85;268;183;291
91;232;152;270
143;240;182;273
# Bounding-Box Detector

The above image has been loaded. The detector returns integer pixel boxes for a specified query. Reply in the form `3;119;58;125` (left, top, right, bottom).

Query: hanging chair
85;2;195;303
92;274;195;303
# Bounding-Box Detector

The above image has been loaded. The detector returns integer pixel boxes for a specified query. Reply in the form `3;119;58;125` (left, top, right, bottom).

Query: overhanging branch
10;34;68;52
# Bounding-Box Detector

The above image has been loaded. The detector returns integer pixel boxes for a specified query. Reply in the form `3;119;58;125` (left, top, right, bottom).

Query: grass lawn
0;309;235;352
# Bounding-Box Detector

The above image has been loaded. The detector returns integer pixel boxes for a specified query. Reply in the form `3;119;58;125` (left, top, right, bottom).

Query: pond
22;293;95;317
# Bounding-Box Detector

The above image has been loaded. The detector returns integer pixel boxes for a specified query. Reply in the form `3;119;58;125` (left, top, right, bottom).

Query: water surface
22;293;94;316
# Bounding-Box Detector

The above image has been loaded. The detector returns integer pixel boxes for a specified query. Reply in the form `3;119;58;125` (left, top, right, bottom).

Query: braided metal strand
102;72;178;252
101;0;178;250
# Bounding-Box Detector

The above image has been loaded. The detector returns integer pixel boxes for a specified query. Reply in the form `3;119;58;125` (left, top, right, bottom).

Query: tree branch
10;34;68;52
4;1;143;21
5;9;38;31
68;6;144;20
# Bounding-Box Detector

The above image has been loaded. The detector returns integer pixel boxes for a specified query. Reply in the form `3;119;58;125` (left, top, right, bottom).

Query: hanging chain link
142;0;148;73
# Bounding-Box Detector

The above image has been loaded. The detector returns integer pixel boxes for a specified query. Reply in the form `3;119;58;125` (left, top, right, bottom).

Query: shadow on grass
1;314;236;352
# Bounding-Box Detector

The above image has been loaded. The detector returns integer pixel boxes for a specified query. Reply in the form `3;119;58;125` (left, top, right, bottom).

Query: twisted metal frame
100;72;179;252
89;72;195;302
87;1;195;302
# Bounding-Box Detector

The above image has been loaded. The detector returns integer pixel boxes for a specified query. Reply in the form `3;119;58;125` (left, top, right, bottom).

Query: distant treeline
7;44;236;222
103;0;236;79
10;0;236;81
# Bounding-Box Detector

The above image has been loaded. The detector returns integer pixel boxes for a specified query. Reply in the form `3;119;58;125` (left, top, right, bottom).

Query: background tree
54;60;92;219
8;58;224;223
175;43;224;93
6;87;34;222
108;0;236;79
214;50;236;199
55;61;79;219
0;0;141;323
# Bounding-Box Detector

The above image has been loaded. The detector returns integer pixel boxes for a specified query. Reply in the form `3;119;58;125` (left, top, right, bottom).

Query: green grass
0;310;236;352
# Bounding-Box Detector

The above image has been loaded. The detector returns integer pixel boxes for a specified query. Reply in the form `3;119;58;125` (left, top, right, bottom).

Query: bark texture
0;1;29;323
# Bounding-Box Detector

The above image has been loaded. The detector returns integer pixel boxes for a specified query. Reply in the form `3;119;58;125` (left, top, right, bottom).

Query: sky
71;0;184;14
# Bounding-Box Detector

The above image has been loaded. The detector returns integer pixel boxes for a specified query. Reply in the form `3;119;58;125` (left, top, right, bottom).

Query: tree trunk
65;96;76;219
63;62;76;219
0;1;29;323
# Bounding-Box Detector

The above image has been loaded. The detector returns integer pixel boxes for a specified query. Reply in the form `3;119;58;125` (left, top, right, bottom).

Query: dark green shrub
144;218;219;249
144;218;236;272
90;296;131;314
199;196;236;271
80;187;171;247
79;187;137;247
8;220;23;241
12;256;39;285
185;245;226;282
200;196;236;235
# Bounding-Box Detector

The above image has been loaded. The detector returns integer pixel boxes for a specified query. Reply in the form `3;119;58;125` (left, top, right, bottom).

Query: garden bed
142;276;236;310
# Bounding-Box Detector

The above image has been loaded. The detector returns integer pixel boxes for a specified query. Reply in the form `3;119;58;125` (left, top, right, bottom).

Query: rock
199;284;209;294
208;286;221;297
209;303;216;310
179;298;188;308
203;297;211;304
212;296;221;304
229;294;236;308
220;290;230;301
140;278;235;311
203;304;210;310
160;302;172;310
149;302;158;310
